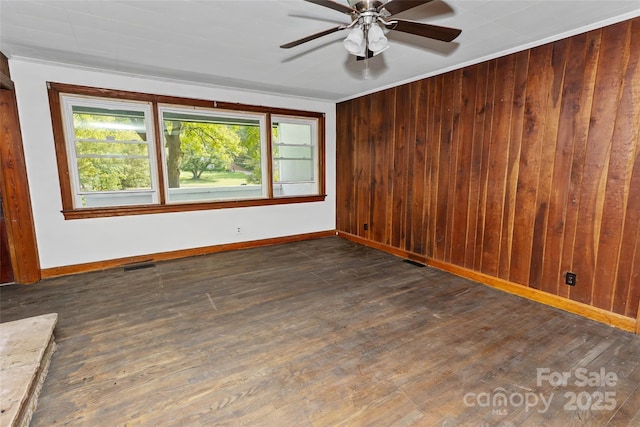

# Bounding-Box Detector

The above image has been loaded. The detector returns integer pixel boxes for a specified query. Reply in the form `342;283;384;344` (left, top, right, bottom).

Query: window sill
61;195;327;220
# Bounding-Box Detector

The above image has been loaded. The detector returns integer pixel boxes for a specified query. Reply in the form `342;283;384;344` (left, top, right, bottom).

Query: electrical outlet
565;272;576;286
236;227;241;233
363;223;368;231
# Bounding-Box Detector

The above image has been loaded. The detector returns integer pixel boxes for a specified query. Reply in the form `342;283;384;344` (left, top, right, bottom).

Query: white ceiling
1;0;639;102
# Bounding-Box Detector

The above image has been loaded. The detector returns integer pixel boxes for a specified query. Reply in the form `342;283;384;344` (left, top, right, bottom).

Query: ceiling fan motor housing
349;0;385;12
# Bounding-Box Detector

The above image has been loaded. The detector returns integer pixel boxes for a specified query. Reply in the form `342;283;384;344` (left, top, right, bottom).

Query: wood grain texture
0;201;13;283
336;17;640;320
336;101;354;234
0;53;13;90
464;62;489;270
0;80;41;284
339;230;637;333
2;237;639;425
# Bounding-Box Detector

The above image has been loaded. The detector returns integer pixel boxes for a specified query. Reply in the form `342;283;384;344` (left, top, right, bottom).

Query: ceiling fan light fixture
367;23;388;53
280;0;462;62
343;26;366;55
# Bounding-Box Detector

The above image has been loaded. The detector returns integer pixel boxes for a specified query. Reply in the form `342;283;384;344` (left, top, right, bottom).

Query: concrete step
1;313;57;427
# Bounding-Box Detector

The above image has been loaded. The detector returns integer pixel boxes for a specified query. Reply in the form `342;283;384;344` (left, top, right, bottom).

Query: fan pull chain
364;25;370;80
365;55;369;80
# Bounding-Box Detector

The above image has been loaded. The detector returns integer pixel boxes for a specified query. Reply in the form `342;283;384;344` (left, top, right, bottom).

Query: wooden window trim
151;102;167;204
47;82;326;220
266;113;274;199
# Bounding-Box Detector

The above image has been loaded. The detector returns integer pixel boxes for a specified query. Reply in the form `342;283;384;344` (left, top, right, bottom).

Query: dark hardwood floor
1;237;639;426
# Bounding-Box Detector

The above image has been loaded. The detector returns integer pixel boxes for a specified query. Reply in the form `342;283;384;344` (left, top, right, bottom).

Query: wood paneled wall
0;53;40;284
336;18;640;320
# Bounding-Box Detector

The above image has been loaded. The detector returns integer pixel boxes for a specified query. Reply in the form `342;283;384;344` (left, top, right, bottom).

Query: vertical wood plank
391;85;411;248
529;40;569;290
427;76;443;258
480;55;516;276
434;75;454;261
410;80;429;255
402;83;418;253
336;101;354;234
509;44;553;286
616;150;640;318
540;34;587;296
422;78;437;258
464;62;489;269
558;30;602;299
612;18;640;318
369;90;393;243
593;21;636;311
473;60;497;270
384;89;397;247
498;50;529;280
355;96;372;239
450;66;478;266
571;23;627;304
444;71;463;262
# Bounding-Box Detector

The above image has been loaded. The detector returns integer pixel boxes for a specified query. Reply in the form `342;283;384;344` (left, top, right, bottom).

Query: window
159;106;267;204
48;83;326;219
61;97;158;208
272;116;319;197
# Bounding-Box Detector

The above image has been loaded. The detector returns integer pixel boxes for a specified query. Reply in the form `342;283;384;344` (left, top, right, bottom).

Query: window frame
158;104;270;204
271;115;320;197
48;82;326;219
61;95;160;208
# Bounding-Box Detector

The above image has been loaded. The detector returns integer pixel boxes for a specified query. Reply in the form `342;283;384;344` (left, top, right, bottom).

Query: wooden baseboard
41;230;337;279
337;231;638;334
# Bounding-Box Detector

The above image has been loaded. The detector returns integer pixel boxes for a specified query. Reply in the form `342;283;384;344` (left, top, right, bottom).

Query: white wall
9;59;336;269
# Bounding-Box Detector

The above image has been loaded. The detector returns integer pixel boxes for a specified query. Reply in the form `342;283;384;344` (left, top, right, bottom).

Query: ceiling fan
280;0;462;59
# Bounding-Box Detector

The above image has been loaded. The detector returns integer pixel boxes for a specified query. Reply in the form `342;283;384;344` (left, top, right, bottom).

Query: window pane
77;157;152;192
76;141;149;158
273;122;312;145
161;109;265;203
64;99;157;208
273;159;314;182
273;145;313;159
272;118;318;197
72;106;146;142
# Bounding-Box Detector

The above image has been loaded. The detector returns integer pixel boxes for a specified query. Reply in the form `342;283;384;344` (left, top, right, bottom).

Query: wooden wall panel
499;50;529;281
0;53;40;284
355;96;371;239
473;62;495;272
335;101;353;234
450;67;477;267
540;35;585;298
571;23;627;305
464;62;489;270
509;43;552;287
481;55;515;277
390;84;411;249
594;20;639;312
336;17;640;320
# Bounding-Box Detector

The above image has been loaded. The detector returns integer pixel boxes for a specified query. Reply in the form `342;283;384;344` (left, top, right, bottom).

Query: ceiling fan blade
304;0;357;15
280;26;346;49
379;0;435;16
387;19;461;42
